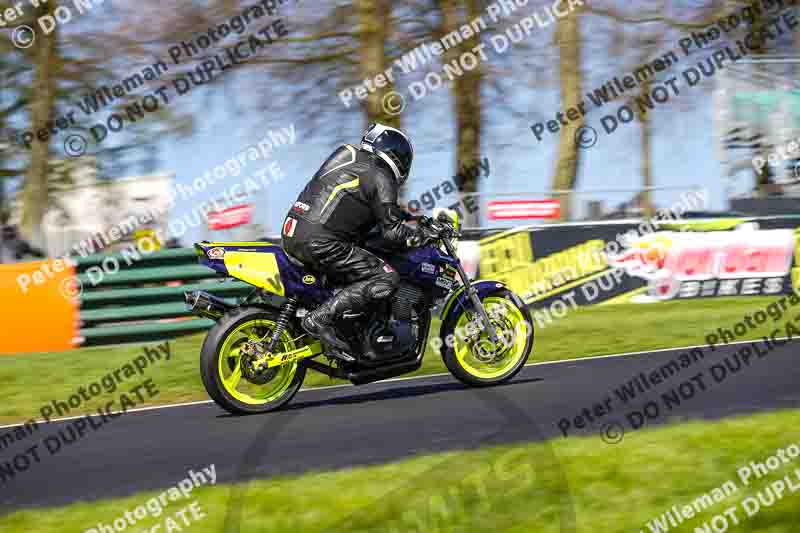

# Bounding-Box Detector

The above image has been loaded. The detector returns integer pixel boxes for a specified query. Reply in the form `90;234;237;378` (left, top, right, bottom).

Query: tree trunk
355;0;407;199
748;0;771;198
440;0;482;228
21;3;59;247
635;79;654;218
551;6;583;222
355;0;398;129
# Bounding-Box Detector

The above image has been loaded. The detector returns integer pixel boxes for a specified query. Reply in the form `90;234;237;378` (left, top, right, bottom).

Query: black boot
301;313;353;356
302;284;369;356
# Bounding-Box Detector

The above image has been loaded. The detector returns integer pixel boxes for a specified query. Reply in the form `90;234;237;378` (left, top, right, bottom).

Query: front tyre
441;289;533;386
200;307;306;415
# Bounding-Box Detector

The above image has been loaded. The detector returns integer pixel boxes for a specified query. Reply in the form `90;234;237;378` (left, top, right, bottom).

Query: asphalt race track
2;339;799;512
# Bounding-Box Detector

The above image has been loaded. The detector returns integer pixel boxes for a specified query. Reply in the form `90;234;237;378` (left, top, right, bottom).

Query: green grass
0;296;795;425
2;408;798;532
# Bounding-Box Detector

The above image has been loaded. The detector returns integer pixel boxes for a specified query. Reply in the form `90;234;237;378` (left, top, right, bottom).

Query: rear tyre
440;289;533;387
200;307;306;414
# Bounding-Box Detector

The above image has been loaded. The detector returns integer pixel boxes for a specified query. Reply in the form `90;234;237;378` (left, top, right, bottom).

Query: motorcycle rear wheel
200;307;306;414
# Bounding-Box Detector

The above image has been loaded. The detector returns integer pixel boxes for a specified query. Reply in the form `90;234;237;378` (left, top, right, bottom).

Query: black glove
407;222;437;248
406;230;426;248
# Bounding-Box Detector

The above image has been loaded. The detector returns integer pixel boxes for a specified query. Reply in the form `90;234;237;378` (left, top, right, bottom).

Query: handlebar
417;215;461;241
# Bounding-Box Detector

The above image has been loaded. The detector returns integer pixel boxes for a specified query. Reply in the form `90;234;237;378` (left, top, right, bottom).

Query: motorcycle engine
363;319;417;359
358;282;425;361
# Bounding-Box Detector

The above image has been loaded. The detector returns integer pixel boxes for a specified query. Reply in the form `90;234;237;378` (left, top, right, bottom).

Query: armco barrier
479;216;800;311
74;247;251;347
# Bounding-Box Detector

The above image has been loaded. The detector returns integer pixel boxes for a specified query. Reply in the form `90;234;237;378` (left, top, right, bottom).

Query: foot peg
326;348;356;363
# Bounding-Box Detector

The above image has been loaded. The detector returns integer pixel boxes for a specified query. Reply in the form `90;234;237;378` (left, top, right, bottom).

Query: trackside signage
487;200;561;220
207;204;253;230
478;216;800;312
610;228;795;302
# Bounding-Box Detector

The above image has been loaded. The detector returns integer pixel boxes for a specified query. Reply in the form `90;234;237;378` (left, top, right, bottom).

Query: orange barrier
0;259;78;354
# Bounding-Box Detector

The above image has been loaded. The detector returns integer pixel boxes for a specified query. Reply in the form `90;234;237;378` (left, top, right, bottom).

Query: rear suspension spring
265;297;297;353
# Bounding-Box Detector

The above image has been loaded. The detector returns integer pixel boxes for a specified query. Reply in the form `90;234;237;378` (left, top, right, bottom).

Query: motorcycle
186;211;534;414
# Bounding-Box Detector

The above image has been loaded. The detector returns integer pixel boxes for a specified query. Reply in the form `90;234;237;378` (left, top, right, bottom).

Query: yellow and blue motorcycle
187;213;533;414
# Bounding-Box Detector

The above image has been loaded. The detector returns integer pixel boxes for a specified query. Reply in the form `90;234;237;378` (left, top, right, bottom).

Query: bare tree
435;0;483;226
356;0;401;127
634;78;654;217
587;0;789;200
19;2;58;245
4;0;207;246
551;3;584;221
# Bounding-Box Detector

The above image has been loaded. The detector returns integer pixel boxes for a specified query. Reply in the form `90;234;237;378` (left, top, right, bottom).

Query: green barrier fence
75;247;250;346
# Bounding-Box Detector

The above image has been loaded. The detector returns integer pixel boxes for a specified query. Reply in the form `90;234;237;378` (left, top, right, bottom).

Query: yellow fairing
794;230;800;291
222;251;285;295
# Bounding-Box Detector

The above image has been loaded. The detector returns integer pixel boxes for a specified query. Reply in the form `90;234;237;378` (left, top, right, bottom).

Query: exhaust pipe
184;290;234;321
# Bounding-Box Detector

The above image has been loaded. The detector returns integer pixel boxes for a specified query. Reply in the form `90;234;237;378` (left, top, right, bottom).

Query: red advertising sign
207;204;253;230
487;200;561;220
608;229;796;301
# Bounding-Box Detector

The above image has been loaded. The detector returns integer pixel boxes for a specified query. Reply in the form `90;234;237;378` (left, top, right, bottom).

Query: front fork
443;239;500;345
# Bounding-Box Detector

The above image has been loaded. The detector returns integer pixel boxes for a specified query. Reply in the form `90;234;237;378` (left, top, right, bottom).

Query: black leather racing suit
281;144;421;328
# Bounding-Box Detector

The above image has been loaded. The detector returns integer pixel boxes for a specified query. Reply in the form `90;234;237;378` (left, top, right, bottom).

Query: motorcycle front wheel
440;289;534;386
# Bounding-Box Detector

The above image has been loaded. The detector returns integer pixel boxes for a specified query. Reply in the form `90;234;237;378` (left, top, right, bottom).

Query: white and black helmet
360;122;414;185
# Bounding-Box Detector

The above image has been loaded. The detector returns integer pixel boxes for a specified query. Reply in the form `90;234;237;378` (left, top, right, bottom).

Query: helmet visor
362;123;382;145
378;133;412;177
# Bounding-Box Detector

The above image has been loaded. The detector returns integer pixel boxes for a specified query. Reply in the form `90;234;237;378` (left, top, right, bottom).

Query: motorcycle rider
281;123;428;358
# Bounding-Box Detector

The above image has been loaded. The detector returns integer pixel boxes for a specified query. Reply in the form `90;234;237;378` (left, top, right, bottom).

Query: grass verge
2;409;798;532
0;296;794;425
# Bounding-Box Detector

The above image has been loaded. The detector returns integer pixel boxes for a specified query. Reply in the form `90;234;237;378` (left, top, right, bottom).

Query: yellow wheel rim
217;318;298;405
453;297;529;379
